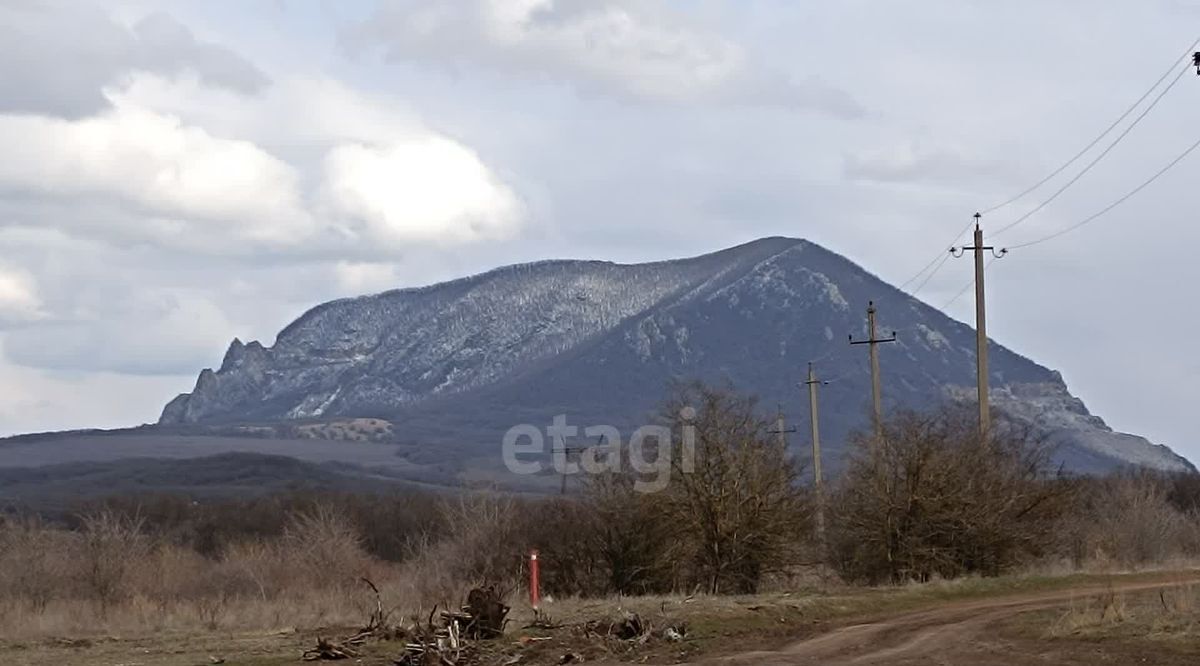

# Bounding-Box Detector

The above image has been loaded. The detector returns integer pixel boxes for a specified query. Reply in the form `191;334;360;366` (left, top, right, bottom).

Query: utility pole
555;445;587;495
849;301;897;439
803;363;827;540
952;213;1007;440
768;404;797;450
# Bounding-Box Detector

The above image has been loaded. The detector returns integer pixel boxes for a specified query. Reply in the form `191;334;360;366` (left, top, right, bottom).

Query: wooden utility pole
849;301;897;439
803;363;827;539
952;213;1007;440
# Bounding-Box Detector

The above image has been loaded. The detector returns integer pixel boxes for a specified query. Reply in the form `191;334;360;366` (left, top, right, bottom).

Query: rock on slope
161;237;1190;476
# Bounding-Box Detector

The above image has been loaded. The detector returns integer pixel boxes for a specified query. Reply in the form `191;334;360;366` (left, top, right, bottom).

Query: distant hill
0;452;418;510
154;237;1189;479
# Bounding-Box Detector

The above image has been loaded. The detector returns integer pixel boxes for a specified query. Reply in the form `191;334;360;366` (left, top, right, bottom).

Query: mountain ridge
160;237;1192;478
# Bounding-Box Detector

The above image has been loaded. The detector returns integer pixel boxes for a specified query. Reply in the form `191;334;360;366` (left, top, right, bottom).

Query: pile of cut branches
303;578;406;661
395;586;511;666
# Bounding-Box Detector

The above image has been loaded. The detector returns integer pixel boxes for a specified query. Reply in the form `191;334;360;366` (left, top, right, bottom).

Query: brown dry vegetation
2;383;1200;662
988;579;1200;664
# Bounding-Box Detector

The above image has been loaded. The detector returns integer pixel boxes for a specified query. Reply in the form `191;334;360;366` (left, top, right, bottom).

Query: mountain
160;237;1191;480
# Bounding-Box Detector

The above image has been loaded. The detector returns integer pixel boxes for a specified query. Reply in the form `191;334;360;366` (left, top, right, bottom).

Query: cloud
0;74;526;255
0;354;188;435
346;0;862;116
0;1;269;118
4;290;237;376
844;140;1019;187
130;13;270;95
0;267;43;324
334;261;401;294
0;99;314;246
322;138;524;245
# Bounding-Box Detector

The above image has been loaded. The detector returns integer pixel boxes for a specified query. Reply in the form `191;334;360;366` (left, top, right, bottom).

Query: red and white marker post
529;549;541;609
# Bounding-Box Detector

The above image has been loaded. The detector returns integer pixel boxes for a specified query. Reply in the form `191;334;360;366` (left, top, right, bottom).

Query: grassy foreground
2;568;1198;666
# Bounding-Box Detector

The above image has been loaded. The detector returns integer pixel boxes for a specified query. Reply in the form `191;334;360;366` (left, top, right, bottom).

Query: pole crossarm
948;212;1007;440
849;301;896;440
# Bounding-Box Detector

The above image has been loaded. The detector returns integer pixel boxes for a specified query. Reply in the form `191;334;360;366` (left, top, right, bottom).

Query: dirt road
689;579;1199;666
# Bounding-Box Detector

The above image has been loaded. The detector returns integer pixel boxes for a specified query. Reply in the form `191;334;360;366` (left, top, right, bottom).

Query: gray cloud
0;1;268;118
844;140;1022;187
343;0;863;117
130;13;270;94
0;0;1197;468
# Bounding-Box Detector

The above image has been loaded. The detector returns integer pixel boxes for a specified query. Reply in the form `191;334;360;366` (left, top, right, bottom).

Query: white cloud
322;138;524;245
334;261;401;294
0;74;527;254
115;74;422;148
347;0;861;115
0;99;313;245
0;268;44;324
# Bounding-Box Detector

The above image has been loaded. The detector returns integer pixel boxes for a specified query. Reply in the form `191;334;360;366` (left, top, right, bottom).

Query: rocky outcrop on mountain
161;237;1191;475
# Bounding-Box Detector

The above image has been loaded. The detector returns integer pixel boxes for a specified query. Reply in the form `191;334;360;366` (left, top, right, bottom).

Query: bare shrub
1065;472;1198;568
77;510;150;614
220;540;288;601
580;472;675;595
395;532;463;610
440;492;524;586
828;407;1070;584
134;543;209;613
659;382;812;594
281;504;371;590
0;517;75;612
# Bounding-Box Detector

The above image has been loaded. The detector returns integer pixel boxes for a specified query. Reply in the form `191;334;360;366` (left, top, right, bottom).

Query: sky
0;0;1198;461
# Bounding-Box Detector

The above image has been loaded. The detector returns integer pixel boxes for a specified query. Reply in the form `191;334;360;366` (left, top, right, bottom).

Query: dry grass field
3;570;1200;665
4;403;1200;664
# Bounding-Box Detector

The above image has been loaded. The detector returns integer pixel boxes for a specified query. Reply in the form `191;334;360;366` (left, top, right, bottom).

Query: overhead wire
991;63;1191;237
901;37;1199;297
982;35;1200;215
1007;133;1200;250
940;256;998;310
893;38;1199;324
908;250;954;297
897;218;976;294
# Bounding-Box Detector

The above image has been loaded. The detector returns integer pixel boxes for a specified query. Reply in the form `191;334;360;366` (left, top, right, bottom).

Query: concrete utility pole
849;301;897;439
803;363;827;539
555;446;586;495
952;213;1007;441
768;404;797;450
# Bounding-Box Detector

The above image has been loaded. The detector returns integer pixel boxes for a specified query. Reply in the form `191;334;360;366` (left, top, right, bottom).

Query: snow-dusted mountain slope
160;237;1190;475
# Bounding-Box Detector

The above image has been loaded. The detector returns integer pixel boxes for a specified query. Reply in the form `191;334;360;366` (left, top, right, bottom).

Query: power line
898;219;976;293
1007;133;1200;250
908;250;954;296
992;64;1191;237
982;35;1200;215
940;256;997;310
902;37;1197;303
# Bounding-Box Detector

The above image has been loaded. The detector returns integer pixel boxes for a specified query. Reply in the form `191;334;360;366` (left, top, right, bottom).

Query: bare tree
659;381;811;594
828;406;1069;583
